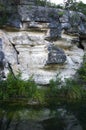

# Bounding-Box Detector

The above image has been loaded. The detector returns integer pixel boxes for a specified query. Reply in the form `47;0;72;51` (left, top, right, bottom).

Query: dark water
0;101;86;130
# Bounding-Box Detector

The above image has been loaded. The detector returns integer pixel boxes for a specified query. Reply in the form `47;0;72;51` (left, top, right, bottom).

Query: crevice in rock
79;37;85;50
9;39;20;64
79;42;84;50
12;44;20;64
7;62;16;79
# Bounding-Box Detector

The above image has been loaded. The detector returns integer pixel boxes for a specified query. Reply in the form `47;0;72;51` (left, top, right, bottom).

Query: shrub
0;73;38;100
0;69;86;105
61;79;82;100
46;75;83;104
58;11;64;17
36;0;46;6
32;88;45;104
78;63;86;82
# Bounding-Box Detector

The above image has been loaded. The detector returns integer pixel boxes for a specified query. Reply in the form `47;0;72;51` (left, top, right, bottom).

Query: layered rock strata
0;0;85;84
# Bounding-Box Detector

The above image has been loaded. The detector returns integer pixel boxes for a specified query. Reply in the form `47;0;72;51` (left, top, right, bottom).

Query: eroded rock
0;0;85;84
46;44;66;64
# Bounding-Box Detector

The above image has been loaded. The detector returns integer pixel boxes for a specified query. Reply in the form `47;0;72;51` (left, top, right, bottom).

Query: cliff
0;0;85;84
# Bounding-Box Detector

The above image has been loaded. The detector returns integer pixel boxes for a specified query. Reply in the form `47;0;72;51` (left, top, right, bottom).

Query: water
0;101;85;130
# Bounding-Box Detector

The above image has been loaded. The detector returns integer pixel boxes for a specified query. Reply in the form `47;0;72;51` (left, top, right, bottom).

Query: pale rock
58;46;84;80
0;29;84;84
0;0;85;85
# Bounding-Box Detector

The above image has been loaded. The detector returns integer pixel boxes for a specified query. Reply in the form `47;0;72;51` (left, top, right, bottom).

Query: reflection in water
0;103;84;130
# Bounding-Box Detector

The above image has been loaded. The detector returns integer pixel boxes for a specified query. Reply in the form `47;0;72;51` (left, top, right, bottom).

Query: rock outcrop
0;0;85;84
46;44;66;64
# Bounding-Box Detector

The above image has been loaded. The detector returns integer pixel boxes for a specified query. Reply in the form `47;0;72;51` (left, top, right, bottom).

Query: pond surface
0;101;86;130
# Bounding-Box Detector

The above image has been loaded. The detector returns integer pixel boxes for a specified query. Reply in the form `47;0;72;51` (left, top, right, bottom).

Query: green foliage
61;79;82;100
0;4;8;26
0;4;5;11
70;13;80;27
48;13;55;19
64;0;77;10
77;1;86;15
0;80;7;100
45;77;82;105
65;1;86;15
32;88;45;104
48;76;61;97
36;0;46;6
78;63;86;81
0;62;86;105
0;73;46;104
0;13;8;26
78;54;86;82
46;54;86;102
0;73;38;100
55;4;63;9
58;11;64;17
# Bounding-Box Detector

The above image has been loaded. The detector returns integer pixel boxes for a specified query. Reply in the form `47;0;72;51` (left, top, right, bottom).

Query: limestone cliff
0;0;85;84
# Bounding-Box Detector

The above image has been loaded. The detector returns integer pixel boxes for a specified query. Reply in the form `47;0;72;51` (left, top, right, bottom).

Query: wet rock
63;115;82;130
9;120;44;130
58;108;82;130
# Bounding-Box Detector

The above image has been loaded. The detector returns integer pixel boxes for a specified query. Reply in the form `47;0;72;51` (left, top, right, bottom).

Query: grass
0;56;86;106
0;73;37;100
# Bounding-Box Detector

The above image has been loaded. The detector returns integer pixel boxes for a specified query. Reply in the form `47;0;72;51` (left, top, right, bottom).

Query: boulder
46;44;66;64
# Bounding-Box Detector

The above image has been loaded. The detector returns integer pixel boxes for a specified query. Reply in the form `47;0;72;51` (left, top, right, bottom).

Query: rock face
0;39;6;78
0;30;67;84
0;0;85;84
46;45;66;64
0;29;84;84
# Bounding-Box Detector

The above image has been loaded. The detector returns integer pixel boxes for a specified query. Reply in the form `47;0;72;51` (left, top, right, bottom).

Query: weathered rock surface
0;29;84;84
53;35;84;80
46;44;66;64
0;0;85;84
